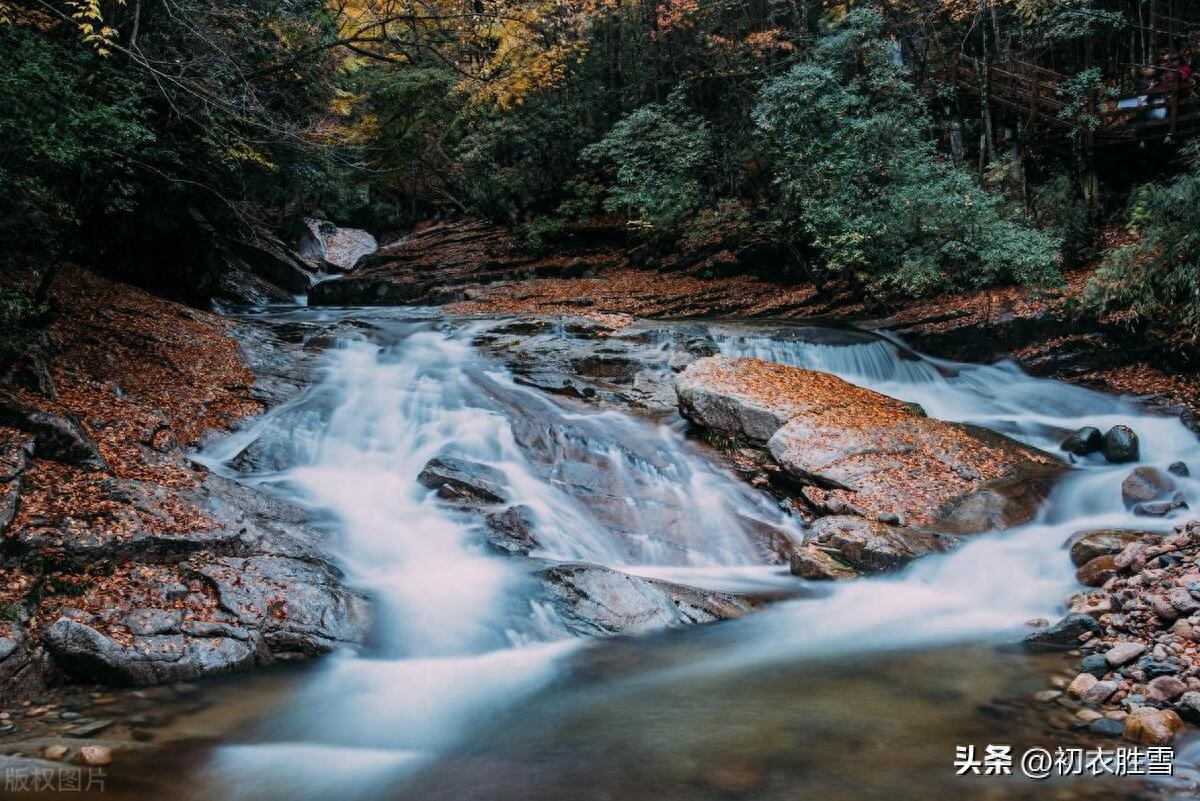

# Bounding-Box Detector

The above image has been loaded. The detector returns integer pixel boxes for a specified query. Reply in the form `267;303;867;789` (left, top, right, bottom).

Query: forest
3;0;1200;347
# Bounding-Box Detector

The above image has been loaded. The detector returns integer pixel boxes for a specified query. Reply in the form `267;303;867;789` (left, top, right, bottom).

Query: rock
1033;689;1062;702
1135;494;1189;517
789;545;857;581
65;718;115;737
1121;467;1175;506
298;219;378;272
225;234;315;295
1150;594;1182;621
0;394;108;470
1105;641;1148;667
1146;675;1188;703
42;745;68;761
1089;718;1126;737
1080;653;1111;678
482;505;540;555
803;516;957;573
1023;614;1101;652
1061;426;1103;456
1169;462;1190;477
1167;586;1200;614
77;745;112;767
1076;708;1104;723
676;357;1057;528
1174;691;1200;724
538;563;760;636
417;456;507;505
1080;679;1119;706
1102;426;1140;464
1076;555;1119;587
1123;708;1184;745
1067;530;1146;567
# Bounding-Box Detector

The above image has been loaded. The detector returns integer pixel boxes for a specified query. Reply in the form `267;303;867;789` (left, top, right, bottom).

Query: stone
65;718;115;737
1089;718;1126;737
1150;594;1182;621
804;516;957;573
1168;462;1190;477
1136;659;1181;679
298;218;378;272
0;394;108;471
1135;494;1189;518
77;745;113;767
1103;426;1140;464
1121;467;1175;506
482;505;540;556
42;744;68;760
538;563;760;636
1106;641;1148;667
1080;680;1119;706
1066;529;1144;567
1076;708;1104;723
1076;555;1119;587
675;356;1057;528
789;546;857;581
1174;691;1200;724
1023;614;1102;652
417;456;508;505
1068;673;1099;698
1034;689;1062;702
1123;708;1184;745
1080;653;1111;678
1061;426;1103;456
1168;586;1200;614
1146;675;1188;703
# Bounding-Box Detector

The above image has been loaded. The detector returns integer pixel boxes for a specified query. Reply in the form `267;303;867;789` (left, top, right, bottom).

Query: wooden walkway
951;55;1200;146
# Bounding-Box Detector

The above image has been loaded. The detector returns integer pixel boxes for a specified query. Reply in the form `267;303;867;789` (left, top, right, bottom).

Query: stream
123;306;1200;800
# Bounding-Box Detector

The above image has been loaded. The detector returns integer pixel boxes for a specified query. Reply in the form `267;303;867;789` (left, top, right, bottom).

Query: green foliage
0;26;151;264
1089;148;1200;335
582;96;712;229
753;10;1060;297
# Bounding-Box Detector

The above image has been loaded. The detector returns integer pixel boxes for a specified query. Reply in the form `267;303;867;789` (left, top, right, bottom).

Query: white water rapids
190;310;1199;800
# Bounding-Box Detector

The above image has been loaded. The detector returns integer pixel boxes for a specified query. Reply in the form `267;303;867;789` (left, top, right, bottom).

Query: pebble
1080;653;1110;678
65;718;114;738
1124;708;1185;745
1034;690;1062;703
1076;708;1104;723
1147;675;1188;703
42;745;68;761
1068;673;1098;698
1105;642;1147;667
76;745;112;767
1081;680;1120;706
1089;718;1126;737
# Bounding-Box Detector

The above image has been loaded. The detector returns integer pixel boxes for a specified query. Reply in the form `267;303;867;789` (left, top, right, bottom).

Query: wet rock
1061;426;1103;456
122;609;183;637
1146;675;1187;703
1105;641;1147;667
1174;691;1200;724
482;505;540;556
804;516;957;573
1121;467;1175;507
1150;594;1182;621
789;545;857;581
1067;529;1146;567
1123;707;1184;745
1134;493;1189;518
417;456;508;505
677;357;1057;528
1102;426;1140;464
538;562;760;636
1022;614;1101;652
65;718;115;738
1169;462;1190;477
1077;555;1119;587
42;745;68;761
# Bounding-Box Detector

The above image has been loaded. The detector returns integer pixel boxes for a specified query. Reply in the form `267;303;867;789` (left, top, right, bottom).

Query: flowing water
137;308;1200;799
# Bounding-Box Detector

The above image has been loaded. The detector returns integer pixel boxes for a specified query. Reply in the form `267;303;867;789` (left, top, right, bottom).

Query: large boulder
1103;425;1140;464
1122;467;1175;507
417;456;508;506
802;516;958;574
1066;529;1149;567
538;562;761;637
299;219;378;272
676;357;1058;529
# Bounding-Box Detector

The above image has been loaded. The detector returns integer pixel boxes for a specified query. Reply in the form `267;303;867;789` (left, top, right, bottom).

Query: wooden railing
951;54;1200;145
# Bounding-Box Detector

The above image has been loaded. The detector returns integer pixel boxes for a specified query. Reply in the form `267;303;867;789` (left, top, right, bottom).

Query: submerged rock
802;516;957;574
483;505;540;555
1121;467;1175;507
